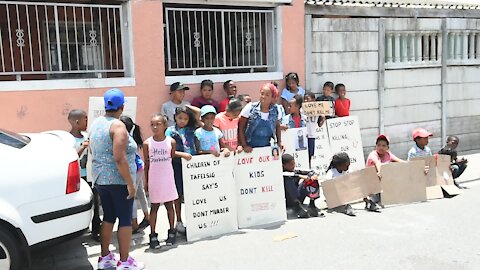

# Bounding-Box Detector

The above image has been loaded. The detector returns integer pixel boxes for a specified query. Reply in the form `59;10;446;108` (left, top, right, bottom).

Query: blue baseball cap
200;105;217;117
104;88;125;110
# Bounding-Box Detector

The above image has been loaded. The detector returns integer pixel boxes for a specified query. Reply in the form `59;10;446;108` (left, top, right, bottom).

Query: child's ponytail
326;152;350;174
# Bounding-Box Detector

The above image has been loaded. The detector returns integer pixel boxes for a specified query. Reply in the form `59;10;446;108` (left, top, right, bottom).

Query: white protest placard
310;125;332;177
302;101;332;117
87;96;138;129
282;127;309;171
326;116;365;172
182;154;238;242
235;147;286;228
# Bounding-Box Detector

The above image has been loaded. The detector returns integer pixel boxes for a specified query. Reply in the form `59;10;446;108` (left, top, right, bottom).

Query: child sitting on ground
438;146;467;189
440;135;468;180
365;134;405;211
282;154;323;218
407;128;433;161
326;152;356;217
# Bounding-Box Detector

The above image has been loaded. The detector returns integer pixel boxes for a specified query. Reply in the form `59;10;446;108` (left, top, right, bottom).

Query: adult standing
89;88;144;270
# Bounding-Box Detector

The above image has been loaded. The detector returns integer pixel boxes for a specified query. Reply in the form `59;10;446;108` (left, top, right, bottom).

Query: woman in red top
334;83;350;117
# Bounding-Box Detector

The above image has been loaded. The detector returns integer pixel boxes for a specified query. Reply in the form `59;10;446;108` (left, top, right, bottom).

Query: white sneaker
97;252;119;269
117;256;145;270
176;221;186;234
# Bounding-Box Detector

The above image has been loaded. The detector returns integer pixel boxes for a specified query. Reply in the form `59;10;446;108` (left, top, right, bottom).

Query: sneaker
345;204;356;217
138;218;150;230
176;221;186;234
166;229;177;246
97;252;118;270
307;205;320;217
367;201;380;212
117;256;145;270
149;233;160;249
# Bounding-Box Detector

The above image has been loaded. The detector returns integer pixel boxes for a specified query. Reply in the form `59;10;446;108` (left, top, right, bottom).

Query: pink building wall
0;0;305;135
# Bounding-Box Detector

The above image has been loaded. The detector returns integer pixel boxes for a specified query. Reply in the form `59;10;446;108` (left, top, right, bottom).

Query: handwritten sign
321;167;380;208
302;101;332;117
310;125;332;177
182;155;238;242
235;147;286;228
87;96;138;129
326;116;365;172
282;127;309;170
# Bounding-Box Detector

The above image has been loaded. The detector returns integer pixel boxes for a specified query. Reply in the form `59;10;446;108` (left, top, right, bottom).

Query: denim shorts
96;184;134;227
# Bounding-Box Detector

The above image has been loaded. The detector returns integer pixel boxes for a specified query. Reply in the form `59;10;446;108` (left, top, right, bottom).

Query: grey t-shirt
161;100;191;127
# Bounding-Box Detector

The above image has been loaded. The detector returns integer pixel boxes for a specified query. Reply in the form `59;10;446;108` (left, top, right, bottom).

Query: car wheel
0;229;20;270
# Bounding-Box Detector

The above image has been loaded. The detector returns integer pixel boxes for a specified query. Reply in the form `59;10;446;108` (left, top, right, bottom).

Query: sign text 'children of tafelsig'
182;154;238;242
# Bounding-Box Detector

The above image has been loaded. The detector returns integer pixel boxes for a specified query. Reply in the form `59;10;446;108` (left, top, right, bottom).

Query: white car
0;129;93;270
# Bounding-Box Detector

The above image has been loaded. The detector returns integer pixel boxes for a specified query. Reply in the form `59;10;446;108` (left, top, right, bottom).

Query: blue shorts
96;184;133;227
173;161;184;196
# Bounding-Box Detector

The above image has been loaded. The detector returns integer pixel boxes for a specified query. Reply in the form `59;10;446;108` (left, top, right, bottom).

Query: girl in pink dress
143;114;178;249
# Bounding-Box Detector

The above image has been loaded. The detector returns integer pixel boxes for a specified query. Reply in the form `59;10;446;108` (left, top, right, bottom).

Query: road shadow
26;234;93;270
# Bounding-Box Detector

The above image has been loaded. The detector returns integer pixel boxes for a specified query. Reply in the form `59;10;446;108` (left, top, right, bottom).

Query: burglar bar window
0;1;126;81
165;7;276;76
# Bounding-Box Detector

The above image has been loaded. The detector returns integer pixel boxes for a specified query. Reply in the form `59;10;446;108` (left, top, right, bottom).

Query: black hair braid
326;152;350;173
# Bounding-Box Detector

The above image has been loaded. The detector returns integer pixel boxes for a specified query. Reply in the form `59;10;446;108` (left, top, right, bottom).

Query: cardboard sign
87;96;138;129
302;101;332;117
310;125;332;177
182;155;238;242
380;161;427;205
321;167;380;209
415;155;454;187
282;127;309;170
235;147;286;228
326;116;365;172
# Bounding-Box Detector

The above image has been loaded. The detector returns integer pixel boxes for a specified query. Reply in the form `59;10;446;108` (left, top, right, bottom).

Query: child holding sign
280;95;307;130
304;92;322;160
144;114;179;249
365;134;405;211
238;83;283;152
326;153;356;216
316;81;336;127
165;106;198;235
282;154;323;218
195;105;231;157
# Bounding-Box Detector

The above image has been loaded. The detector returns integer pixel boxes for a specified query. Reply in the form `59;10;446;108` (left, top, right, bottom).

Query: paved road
28;178;480;270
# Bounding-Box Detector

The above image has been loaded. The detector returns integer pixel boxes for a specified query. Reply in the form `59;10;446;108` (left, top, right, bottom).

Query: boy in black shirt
282;154;323;218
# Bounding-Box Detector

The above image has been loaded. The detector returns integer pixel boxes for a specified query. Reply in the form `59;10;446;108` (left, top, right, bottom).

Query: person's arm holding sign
238;116;252;153
111;121;135;199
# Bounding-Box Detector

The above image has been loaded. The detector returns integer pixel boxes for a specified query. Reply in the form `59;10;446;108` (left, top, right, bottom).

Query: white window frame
0;1;135;92
164;3;284;85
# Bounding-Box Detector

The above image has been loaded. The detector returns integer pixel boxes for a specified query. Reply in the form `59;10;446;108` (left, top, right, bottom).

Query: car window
0;129;31;149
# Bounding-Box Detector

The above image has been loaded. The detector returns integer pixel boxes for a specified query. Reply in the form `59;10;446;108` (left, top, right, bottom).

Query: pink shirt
366;151;397;167
214;112;239;150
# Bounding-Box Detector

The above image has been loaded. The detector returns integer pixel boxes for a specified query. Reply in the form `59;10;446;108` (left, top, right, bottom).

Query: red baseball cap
376;134;390;144
412;128;432;140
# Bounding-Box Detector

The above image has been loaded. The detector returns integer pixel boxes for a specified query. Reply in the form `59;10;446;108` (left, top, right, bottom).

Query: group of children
67;73;468;253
